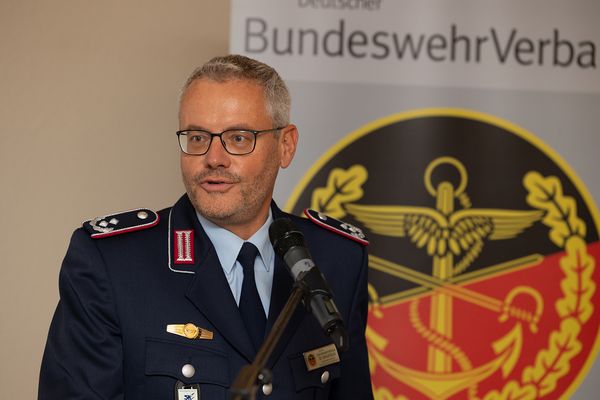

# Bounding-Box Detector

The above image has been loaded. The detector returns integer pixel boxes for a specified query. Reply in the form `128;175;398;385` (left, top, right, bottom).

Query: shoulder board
83;208;159;239
304;209;369;246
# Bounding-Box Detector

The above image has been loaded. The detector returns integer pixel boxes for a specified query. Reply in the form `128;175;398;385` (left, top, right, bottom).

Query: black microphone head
269;218;306;258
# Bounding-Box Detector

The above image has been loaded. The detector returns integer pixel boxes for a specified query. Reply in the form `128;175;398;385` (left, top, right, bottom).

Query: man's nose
204;137;231;168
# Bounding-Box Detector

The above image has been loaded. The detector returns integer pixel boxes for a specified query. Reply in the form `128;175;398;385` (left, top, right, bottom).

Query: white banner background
231;0;600;398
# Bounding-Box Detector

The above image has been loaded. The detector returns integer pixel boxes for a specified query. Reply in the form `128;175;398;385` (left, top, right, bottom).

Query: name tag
177;387;198;400
303;343;340;371
175;381;200;400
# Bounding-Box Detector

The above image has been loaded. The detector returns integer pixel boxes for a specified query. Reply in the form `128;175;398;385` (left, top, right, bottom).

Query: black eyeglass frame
176;127;285;156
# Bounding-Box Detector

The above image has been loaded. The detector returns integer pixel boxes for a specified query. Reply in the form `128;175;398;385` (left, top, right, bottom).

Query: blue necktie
237;242;266;351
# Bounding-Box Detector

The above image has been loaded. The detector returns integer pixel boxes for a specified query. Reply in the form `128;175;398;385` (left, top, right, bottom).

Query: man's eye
190;134;208;143
225;131;254;145
232;135;248;143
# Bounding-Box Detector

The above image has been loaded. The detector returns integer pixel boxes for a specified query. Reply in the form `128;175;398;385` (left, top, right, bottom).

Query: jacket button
181;364;195;378
321;370;330;384
262;383;273;396
137;211;149;220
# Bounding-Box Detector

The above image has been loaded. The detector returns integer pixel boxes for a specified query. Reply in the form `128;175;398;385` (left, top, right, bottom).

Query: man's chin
190;195;238;223
200;209;235;223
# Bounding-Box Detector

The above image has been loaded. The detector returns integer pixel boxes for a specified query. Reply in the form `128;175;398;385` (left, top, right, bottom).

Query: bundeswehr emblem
286;109;600;399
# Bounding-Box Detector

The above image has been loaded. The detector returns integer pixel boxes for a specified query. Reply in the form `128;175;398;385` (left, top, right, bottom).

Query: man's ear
279;124;298;169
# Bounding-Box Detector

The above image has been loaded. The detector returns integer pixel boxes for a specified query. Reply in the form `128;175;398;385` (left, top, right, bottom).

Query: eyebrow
182;124;207;131
182;124;256;132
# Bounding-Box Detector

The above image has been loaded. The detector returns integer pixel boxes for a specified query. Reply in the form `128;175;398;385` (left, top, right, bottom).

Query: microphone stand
229;282;307;400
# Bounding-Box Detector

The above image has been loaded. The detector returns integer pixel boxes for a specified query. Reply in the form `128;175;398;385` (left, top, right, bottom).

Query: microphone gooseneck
269;218;349;352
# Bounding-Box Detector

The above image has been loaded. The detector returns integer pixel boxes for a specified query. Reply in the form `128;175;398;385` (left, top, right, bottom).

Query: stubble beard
183;163;279;228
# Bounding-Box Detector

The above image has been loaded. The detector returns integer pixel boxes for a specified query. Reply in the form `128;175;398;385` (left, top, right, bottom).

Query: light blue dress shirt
196;210;275;316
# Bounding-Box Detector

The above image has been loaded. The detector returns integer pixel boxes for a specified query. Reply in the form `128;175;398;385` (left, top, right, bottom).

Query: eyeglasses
176;127;284;156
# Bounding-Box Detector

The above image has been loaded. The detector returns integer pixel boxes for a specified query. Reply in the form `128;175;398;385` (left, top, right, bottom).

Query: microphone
269;218;349;352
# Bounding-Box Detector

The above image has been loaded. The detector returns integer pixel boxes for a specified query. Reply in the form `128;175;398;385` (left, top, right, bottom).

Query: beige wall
0;1;230;398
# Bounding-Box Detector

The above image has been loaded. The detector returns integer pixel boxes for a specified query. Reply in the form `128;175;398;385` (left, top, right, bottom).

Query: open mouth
200;177;237;192
205;178;231;185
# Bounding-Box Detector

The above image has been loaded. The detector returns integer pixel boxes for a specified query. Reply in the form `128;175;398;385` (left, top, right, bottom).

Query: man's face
179;78;297;235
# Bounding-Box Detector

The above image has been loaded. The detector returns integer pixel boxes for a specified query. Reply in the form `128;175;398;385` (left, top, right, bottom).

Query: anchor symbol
346;157;545;398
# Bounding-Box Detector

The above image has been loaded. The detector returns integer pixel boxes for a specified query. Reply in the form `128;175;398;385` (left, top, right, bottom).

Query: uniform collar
168;194;283;274
195;209;274;274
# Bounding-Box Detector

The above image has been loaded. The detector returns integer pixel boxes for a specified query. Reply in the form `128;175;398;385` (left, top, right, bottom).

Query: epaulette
304;209;369;245
83;208;159;239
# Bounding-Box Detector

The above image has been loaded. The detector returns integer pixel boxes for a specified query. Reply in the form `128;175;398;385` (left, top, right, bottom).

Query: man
39;55;372;399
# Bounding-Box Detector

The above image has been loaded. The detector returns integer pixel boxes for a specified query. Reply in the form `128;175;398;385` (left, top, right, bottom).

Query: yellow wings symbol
346;203;544;257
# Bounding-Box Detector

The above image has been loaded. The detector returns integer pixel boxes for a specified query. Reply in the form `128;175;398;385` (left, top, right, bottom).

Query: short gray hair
182;54;291;127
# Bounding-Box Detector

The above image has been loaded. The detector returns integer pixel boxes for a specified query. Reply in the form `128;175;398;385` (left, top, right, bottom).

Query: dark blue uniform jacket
39;194;373;399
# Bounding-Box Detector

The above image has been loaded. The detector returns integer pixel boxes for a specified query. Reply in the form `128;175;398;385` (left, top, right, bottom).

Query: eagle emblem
286;109;600;399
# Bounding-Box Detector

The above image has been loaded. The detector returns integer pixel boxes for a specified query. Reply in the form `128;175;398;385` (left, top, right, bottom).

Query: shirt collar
196;209;274;274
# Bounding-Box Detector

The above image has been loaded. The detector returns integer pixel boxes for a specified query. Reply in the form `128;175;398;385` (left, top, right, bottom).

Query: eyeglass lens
181;130;256;155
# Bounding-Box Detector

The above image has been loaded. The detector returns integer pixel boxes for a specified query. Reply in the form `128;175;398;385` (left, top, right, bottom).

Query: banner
231;1;600;398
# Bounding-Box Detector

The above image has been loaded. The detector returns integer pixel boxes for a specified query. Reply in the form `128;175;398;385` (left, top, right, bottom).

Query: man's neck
200;209;271;240
222;219;267;240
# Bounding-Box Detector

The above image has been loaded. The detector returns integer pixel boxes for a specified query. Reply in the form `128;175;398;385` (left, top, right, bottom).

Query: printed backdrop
230;1;600;398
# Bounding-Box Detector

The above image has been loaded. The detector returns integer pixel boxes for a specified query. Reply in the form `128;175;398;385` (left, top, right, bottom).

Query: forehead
179;79;270;128
179;78;270;127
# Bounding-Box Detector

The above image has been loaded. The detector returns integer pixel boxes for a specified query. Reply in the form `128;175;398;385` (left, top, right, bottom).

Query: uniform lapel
168;195;256;362
185;250;256;362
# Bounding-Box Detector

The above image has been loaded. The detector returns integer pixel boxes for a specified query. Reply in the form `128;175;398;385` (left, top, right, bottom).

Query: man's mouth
203;178;232;185
198;176;238;192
